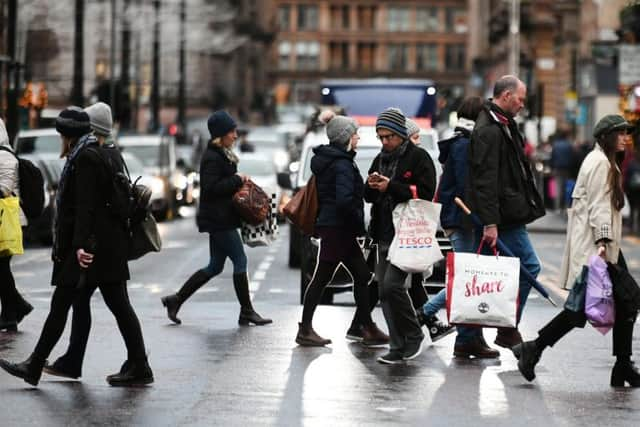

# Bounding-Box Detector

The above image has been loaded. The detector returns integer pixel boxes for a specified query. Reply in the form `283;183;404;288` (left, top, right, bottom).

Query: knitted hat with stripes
376;108;407;139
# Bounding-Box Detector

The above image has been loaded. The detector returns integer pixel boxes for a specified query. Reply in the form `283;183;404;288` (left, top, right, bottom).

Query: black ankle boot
0;319;18;332
233;273;272;326
15;298;33;324
611;360;640;387
106;357;154;387
0;354;46;386
161;269;211;324
512;341;542;382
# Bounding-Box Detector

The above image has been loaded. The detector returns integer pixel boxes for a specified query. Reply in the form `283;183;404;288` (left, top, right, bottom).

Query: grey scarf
378;139;409;180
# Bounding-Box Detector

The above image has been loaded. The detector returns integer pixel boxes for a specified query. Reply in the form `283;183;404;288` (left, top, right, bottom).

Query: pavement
527;211;568;234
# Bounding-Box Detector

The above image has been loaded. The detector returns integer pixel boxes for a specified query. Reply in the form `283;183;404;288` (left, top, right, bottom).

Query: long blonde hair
212;137;239;164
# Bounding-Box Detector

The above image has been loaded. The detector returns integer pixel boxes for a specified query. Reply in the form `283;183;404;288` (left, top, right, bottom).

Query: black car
21;153;64;245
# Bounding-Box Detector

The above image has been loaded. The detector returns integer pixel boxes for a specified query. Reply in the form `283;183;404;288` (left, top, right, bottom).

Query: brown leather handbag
232;179;271;225
283;175;318;235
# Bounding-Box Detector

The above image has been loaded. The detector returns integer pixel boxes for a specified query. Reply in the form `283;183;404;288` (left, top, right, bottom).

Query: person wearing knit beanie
207;111;237;139
84;102;113;137
326;115;358;150
376;108;408;140
55;106;91;139
405;118;421;145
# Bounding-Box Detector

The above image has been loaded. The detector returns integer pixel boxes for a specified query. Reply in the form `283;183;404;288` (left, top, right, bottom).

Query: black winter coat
52;143;130;287
364;142;437;244
467;102;545;227
437;128;471;230
310;144;365;235
196;144;243;233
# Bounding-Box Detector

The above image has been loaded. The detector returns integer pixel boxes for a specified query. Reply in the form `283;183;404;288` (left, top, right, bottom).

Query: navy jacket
197;144;243;233
310;144;365;235
437;128;471;230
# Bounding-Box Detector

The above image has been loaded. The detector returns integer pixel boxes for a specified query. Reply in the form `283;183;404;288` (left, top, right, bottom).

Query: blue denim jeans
202;229;248;276
422;229;480;344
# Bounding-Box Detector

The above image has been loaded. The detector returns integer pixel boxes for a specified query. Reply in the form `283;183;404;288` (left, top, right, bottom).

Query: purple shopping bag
586;255;615;335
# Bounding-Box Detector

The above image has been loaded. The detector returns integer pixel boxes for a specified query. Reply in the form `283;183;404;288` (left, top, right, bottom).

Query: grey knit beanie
84;102;113;136
376;107;407;139
326;115;358;146
405;118;420;137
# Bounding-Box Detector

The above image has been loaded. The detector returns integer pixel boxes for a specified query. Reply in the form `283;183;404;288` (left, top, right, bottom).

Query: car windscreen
120;145;168;168
302;147;379;182
16;134;60;155
237;158;275;177
122;153;146;177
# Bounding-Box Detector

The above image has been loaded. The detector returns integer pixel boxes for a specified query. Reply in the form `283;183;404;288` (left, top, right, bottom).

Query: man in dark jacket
365;108;437;364
468;75;545;349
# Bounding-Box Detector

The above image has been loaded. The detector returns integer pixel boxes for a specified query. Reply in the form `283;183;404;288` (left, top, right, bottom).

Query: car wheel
288;225;301;268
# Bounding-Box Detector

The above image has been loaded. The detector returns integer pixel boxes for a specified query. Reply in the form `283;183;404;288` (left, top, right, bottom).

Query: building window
278;5;290;31
387;44;407;70
278;41;291;69
357;5;376;30
296;41;319;70
416;44;439;71
330;5;350;30
387;7;410;32
329;42;350;69
445;7;468;33
357;43;376;71
445;44;466;70
416;7;439;32
297;5;318;31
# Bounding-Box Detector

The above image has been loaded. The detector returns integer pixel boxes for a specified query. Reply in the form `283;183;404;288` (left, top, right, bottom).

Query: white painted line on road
161;241;190;249
264;255;275;263
376;407;407;413
257;261;271;271
249;281;261;292
269;288;284;293
253;271;266;280
197;287;219;293
13;271;36;278
144;284;163;294
129;283;144;289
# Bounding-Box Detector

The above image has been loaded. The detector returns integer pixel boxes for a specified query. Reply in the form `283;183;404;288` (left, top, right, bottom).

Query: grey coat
0;120;26;226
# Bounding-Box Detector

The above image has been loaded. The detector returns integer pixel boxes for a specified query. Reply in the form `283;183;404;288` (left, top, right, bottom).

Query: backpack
0;145;45;220
93;145;160;259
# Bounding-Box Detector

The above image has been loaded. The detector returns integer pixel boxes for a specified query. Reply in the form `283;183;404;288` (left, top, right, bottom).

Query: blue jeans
202;229;248;276
422;229;480;344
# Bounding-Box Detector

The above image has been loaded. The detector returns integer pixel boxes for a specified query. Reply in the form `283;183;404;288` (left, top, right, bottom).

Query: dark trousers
0;256;23;321
376;243;424;352
302;250;373;328
33;281;147;368
537;254;636;357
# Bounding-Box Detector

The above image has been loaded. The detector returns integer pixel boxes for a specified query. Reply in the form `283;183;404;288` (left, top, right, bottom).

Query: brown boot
361;322;390;347
454;336;500;358
494;327;523;349
295;323;331;346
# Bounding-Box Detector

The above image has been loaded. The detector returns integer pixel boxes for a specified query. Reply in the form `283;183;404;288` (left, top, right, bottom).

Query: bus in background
320;78;438;128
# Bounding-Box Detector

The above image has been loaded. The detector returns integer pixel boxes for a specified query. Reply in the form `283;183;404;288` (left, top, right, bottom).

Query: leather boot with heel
296;323;331;346
611;360;640;387
0;354;46;386
161;269;211;324
106;357;154;387
233;273;272;326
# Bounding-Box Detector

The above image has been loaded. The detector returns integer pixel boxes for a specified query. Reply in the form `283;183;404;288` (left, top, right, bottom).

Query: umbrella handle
454;197;472;215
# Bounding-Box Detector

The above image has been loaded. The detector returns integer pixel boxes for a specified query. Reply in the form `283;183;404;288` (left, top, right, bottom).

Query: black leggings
0;256;20;321
302;252;373;328
33;282;146;363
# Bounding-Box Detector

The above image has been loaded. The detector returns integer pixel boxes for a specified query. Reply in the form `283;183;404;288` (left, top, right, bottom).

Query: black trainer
345;324;364;342
403;335;425;360
377;350;405;365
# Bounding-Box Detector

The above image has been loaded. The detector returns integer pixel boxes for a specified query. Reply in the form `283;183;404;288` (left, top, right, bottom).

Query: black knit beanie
56;106;91;138
207;111;237;139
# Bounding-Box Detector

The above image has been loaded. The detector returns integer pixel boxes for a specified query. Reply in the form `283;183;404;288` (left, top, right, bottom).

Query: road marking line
269;288;284;293
253;271;266;280
249;281;261;292
257;261;271;271
198;287;219;293
264;255;275;262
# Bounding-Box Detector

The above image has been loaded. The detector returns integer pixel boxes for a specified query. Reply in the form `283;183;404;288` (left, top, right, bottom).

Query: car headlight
172;174;188;190
273;151;289;170
151;177;166;197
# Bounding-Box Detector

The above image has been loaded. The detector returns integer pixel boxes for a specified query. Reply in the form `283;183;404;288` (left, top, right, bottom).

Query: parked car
283;124;451;304
20;153;65;245
117;134;179;220
245;126;290;172
13;128;60;156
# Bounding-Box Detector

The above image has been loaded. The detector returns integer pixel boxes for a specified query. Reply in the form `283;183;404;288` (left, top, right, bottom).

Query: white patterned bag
241;193;279;247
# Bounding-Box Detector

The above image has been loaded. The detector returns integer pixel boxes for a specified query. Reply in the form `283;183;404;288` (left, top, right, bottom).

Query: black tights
0;256;19;321
302;254;373;328
33;282;146;363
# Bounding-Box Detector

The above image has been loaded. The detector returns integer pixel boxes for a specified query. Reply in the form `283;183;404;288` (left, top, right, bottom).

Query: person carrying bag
514;114;640;388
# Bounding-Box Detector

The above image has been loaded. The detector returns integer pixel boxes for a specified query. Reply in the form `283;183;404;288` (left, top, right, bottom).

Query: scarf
53;134;98;258
455;117;475;133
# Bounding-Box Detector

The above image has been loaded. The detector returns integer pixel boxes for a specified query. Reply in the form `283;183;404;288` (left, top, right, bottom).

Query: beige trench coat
559;144;621;290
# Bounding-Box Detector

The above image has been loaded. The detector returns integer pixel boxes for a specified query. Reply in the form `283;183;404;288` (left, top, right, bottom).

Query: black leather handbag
608;262;640;317
564;266;588;313
128;211;162;260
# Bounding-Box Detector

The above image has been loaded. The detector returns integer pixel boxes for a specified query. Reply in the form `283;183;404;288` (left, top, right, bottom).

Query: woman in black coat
295;115;388;347
161;111;271;326
0;107;153;387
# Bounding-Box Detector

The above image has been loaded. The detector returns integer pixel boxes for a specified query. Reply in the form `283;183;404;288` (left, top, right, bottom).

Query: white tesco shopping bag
445;250;520;328
388;198;443;273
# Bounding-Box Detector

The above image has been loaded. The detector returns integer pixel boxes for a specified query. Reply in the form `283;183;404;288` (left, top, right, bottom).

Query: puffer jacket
0;120;26;226
310;143;365;235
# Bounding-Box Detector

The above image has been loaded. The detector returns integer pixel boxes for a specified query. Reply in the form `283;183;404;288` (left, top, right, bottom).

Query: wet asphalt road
1;211;640;426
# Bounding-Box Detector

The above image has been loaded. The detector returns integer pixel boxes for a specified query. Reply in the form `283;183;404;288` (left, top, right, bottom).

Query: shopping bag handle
476;240;498;257
410;185;418;199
